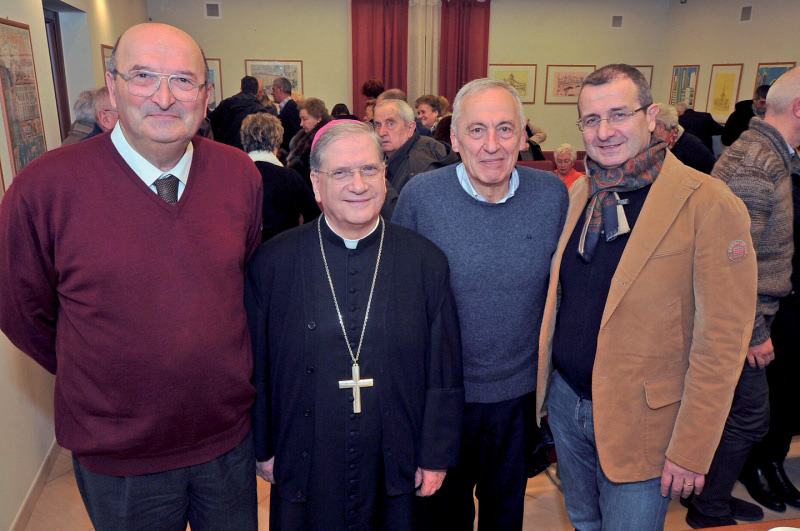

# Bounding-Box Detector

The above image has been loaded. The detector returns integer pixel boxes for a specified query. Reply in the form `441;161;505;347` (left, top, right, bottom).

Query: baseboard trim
10;438;60;531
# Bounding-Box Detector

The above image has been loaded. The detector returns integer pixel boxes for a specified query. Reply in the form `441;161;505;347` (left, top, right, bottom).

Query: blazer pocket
651;247;690;259
643;375;684;465
644;375;684;409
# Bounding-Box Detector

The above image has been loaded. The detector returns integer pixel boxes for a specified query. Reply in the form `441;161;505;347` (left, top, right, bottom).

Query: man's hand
661;457;704;499
256;457;275;484
415;467;446;497
746;338;774;369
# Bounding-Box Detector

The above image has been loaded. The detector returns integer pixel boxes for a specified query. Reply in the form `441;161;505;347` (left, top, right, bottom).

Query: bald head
106;23;211;170
764;66;800;147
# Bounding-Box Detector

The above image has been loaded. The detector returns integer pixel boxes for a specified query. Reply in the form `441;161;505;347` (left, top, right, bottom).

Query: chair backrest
517;160;556;172
577;150;586;160
542;150;555;162
573;159;586;173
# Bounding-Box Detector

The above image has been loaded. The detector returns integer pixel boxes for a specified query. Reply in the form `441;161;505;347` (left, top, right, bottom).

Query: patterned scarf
578;135;667;262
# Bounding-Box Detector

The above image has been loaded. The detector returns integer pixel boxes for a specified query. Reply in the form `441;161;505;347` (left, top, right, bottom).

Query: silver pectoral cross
338;363;374;414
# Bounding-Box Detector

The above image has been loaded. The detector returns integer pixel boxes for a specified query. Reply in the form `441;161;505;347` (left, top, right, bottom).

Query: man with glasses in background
246;120;463;529
535;63;758;530
0;23;262;529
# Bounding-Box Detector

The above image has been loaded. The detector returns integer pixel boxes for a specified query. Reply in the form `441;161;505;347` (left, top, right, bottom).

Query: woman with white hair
553;143;584;189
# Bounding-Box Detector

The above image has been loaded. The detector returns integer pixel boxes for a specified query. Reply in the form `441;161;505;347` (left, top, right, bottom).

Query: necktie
155;174;179;205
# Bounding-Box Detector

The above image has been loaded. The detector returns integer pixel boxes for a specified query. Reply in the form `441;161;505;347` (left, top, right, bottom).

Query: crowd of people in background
4;20;798;531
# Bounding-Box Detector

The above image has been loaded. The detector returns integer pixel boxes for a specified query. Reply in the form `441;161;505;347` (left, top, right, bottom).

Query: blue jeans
73;432;257;531
547;371;670;531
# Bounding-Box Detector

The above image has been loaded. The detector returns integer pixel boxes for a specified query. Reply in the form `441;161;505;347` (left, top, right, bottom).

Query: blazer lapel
600;152;703;327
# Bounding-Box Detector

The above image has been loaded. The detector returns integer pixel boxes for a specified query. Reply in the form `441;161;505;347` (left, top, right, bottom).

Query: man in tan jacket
536;64;758;530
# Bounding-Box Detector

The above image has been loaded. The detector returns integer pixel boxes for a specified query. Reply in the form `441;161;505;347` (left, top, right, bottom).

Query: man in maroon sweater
0;23;262;529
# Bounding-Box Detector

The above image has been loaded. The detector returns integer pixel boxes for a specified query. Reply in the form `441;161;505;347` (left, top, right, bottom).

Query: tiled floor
23;439;800;530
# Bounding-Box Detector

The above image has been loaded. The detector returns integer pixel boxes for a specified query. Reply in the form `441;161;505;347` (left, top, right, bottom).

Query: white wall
0;1;146;528
147;0;353;111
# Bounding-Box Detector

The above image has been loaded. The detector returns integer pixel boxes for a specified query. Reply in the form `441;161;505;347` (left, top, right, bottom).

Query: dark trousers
73;432;257;531
692;363;770;516
747;295;800;466
417;391;534;531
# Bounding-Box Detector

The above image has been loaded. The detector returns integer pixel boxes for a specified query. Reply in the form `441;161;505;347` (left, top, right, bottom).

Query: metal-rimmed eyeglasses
113;69;206;102
315;164;385;183
576;107;645;132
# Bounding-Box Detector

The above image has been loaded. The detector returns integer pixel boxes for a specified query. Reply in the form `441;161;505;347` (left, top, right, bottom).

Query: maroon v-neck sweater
0;133;263;475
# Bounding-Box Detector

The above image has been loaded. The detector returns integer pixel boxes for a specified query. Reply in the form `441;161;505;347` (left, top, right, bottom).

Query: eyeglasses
315;164;385;183
113;69;206;102
576;107;645;132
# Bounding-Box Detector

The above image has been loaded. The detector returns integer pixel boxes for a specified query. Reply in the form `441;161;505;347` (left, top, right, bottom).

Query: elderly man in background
82;86;119;141
723;84;771;146
537;64;757;530
61;89;96;146
685;66;800;529
373;99;459;194
241;112;319;241
676;101;723;153
653;103;716;174
273;76;301;150
553;142;584;189
394;78;568;530
0;22;263;529
246;120;463;529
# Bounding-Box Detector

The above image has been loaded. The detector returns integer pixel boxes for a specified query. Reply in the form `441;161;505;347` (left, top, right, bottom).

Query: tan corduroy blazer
536;152;758;483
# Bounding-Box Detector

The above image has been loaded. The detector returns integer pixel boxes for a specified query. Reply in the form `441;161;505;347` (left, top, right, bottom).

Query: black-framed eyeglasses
113;69;206;102
576;107;646;132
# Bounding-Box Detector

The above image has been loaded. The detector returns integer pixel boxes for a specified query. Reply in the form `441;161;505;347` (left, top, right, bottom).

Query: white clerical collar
456;162;519;204
110;123;193;188
248;150;283;167
324;216;380;249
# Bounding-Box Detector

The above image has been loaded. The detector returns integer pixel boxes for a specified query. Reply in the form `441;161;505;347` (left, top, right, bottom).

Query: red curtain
439;0;491;105
351;0;409;118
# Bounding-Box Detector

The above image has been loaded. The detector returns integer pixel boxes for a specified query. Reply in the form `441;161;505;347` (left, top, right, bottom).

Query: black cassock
246;217;463;530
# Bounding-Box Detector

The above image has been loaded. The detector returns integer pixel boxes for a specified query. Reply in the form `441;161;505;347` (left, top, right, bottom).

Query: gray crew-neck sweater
393;165;568;403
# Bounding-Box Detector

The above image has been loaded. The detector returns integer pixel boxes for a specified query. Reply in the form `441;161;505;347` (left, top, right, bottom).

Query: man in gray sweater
393;78;568;529
686;67;800;529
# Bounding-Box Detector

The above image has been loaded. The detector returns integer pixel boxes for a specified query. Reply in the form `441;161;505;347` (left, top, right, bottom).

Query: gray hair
674;102;689;114
240;113;284;153
579;64;653;115
310;121;382;171
554;143;577;162
272;77;293;95
73;90;95;124
92;87;111;119
766;66;800;115
654;103;679;130
451;78;525;131
375;99;415;124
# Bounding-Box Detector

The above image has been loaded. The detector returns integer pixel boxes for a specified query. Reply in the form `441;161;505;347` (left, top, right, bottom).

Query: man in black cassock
245;120;464;530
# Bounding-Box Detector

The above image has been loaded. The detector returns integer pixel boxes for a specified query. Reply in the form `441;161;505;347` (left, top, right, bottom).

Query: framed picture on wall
544;64;595;104
705;63;742;122
0;17;47;176
205;57;222;110
633;65;653;87
753;62;796;92
669;64;700;107
100;44;113;73
245;59;303;96
488;64;537;103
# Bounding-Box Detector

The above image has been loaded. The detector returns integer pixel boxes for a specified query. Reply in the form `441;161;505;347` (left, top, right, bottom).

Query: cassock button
295;490;303;499
349;464;356;470
304;409;312;417
306;366;314;374
349;304;357;311
350;430;357;437
348;250;356;257
349;414;356;420
307;321;316;330
349;287;357;294
349;268;357;275
301;450;309;458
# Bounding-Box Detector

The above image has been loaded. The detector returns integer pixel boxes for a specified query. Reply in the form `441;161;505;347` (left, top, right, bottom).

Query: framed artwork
544;65;595;104
705;63;742;122
245;59;303;96
633;65;653;87
100;44;113;73
205;57;222;110
0;18;46;176
488;64;537;103
753;62;796;92
669;65;700;107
